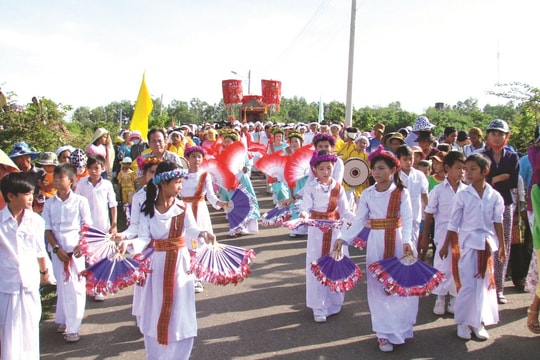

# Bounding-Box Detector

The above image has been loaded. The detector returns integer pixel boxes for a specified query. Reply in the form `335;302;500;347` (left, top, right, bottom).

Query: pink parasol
188;242;256;285
368;255;446;297
311;251;362;292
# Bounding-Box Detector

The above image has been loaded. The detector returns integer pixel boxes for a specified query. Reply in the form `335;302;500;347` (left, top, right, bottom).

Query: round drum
178;156;188;169
343;158;369;187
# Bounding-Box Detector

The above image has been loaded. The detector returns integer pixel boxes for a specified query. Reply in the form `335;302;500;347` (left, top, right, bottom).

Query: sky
1;0;539;115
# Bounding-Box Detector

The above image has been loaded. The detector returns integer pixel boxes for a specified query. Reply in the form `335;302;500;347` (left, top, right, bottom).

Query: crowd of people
1;114;539;359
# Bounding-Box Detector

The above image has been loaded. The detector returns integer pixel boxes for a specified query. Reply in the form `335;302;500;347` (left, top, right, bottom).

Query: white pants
51;254;87;334
454;247;499;328
0;289;41;360
144;335;194;360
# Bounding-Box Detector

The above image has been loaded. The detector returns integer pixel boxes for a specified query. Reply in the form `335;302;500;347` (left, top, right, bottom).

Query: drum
179;156;188;169
343;158;369;187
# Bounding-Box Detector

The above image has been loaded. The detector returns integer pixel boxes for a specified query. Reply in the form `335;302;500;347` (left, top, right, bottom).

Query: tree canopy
1;82;538;154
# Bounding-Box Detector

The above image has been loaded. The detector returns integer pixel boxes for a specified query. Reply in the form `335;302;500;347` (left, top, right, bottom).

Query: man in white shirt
0;173;47;359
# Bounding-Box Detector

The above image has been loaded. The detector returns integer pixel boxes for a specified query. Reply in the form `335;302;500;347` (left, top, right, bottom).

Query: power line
263;0;332;71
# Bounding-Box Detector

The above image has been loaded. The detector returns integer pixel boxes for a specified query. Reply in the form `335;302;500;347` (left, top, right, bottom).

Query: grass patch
40;284;57;321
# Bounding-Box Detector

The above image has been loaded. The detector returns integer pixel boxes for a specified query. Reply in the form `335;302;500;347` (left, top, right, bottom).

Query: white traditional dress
117;187;146;325
341;183;418;345
299;178;355;318
424;178;467;296
447;183;504;329
133;199;206;360
0;207;45;359
181;170;221;233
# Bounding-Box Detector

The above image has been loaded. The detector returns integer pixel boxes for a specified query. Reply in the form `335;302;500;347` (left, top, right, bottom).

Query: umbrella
311;251;362;292
255;152;288;180
80;253;145;296
78;224;116;265
283;218;343;233
201;158;238;191
261;205;292;227
284;145;314;189
188;242;256;285
368;255;446;297
225;186;256;234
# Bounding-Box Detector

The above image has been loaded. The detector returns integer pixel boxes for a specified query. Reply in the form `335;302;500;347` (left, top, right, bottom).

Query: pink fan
311;251;362;292
283;218;343;232
284;145;314;189
80;252;145;296
188;242;256;285
201;158;238;191
247;142;267;155
368;255;446;297
255;152;288;179
78;224;116;265
216;141;246;174
261;205;292;227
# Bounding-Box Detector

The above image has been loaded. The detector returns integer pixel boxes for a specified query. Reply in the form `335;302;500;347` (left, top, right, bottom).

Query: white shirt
400;167;428;222
463;142;485;158
75;177;117;232
447;183;504;251
424;178;467;244
0;207;45;293
43;191;92;252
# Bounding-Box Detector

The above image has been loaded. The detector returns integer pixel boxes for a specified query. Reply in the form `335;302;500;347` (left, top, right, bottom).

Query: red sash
310;183;341;256
154;204;186;345
381;189;402;259
182;172;207;221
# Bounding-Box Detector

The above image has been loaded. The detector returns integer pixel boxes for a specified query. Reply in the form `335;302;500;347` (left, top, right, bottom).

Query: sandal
527;308;540;334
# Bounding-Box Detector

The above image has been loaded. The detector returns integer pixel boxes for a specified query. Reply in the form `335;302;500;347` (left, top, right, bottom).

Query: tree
0;97;73;152
488;82;540;152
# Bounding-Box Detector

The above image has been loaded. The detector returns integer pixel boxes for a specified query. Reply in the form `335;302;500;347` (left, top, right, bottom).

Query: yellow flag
129;73;153;140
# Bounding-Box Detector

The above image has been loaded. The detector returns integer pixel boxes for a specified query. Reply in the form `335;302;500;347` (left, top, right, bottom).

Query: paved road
40;176;539;359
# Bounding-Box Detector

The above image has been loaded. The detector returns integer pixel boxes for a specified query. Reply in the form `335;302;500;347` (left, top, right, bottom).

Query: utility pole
345;0;356;127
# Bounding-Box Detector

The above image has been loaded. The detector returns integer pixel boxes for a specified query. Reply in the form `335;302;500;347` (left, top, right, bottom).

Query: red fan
285;145;314;189
247;142;267;155
368;255;446;297
188;242;256;285
216;141;246;174
311;251;362;292
255;152;288;179
201;158;238;191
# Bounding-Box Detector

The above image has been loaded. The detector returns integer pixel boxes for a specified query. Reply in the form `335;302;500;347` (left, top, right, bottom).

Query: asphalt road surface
40;175;539;359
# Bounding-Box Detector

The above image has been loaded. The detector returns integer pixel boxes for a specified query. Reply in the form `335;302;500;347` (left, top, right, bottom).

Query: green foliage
4;83;539;155
0;97;74;152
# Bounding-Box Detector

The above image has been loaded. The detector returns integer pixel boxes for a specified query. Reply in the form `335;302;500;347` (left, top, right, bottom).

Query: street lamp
231;70;251;94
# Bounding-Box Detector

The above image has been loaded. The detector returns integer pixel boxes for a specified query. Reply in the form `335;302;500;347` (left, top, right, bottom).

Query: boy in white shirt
43;164;92;343
0;172;47;359
75;154;117;301
419;151;467;315
396;145;428;246
440;153;505;341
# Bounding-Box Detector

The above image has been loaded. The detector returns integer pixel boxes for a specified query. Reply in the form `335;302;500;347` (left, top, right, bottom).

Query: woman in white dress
126;161;215;360
298;151;355;323
335;150;418;353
